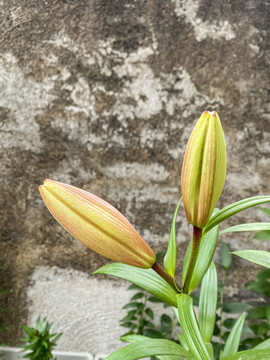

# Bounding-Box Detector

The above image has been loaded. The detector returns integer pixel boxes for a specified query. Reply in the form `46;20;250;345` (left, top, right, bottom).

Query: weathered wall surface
0;0;269;355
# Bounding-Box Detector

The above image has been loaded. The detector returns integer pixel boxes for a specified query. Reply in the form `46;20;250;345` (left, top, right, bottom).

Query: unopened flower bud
39;179;156;268
181;111;226;229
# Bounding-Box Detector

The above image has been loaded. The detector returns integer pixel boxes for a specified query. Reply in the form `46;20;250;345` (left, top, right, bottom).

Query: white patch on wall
27;266;176;356
27;266;127;354
45;35;223;145
113;58;163;120
0;53;55;152
63;77;92;116
105;162;170;182
49;155;97;184
173;0;235;41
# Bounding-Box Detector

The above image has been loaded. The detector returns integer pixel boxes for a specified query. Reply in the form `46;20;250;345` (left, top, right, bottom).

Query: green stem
152;262;181;293
183;226;202;293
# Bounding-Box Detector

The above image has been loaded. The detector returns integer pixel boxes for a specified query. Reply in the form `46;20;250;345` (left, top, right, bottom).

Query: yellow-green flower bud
39;179;156;268
181;111;226;229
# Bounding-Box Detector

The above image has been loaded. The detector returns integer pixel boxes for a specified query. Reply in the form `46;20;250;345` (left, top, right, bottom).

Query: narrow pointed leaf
94;263;178;307
182;210;219;292
205;343;214;360
254;230;270;240
164;198;182;278
221;242;232;269
199;262;217;343
221;348;270;360
203;196;270;236
258;207;270;217
177;294;211;360
220;223;270;235
121;335;187;359
223;302;253;313
221;313;245;358
254;338;270;349
232;250;270;268
105;339;190;360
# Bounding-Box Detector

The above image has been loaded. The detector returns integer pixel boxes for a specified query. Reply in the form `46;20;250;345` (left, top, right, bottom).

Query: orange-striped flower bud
39;179;156;268
181;111;226;229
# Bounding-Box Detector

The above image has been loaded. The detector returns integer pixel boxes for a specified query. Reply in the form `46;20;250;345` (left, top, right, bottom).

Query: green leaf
199;262;217;343
246;279;270;296
256;268;270;281
232;250;270;268
258;207;270;217
94;263;178;307
145;308;154;320
122;302;143;310
121;335;186;359
220;223;270;235
203;196;270;236
105;338;190;359
205;343;214;360
164;198;182;278
254;230;270;240
221;348;270;360
266;304;270;324
190;294;199;307
177;294;211;360
148;296;164;303
254;338;270;349
182;210;220;292
221;313;245;358
223;302;253;314
142;328;164;339
161;314;173;333
120;310;137;323
127;284;142;291
221;242;232;269
177;334;189;351
121;334;153;342
130;293;145;301
120;322;136;329
144;320;155;328
247;306;266;319
257;322;270;336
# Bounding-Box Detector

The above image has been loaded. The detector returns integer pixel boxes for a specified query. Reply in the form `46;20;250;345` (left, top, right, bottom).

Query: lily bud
181;111;226;229
39;179;156;268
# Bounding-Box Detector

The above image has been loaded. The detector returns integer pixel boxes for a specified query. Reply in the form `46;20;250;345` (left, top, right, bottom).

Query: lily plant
39;111;270;360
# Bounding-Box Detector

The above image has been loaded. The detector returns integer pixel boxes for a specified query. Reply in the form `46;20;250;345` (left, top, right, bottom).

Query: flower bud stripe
181;111;226;229
40;179;156;268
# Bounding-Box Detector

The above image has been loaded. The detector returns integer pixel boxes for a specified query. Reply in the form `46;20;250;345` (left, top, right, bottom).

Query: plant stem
183;226;202;293
152;262;181;292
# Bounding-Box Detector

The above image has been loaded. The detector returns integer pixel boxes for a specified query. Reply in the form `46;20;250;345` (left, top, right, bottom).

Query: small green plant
120;284;178;340
120;237;270;359
212;242;252;358
207;234;270;359
243;268;270;348
20;317;62;360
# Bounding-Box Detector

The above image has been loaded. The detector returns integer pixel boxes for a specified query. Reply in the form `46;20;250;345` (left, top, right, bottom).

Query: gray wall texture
0;0;270;355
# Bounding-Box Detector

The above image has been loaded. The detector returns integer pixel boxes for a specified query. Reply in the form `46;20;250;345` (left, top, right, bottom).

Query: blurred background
0;0;269;357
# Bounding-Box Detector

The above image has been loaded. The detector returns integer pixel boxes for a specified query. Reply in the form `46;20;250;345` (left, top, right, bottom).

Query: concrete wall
0;0;269;356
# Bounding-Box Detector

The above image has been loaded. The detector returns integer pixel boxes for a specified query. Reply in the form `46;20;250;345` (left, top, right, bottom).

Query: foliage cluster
20;318;62;360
